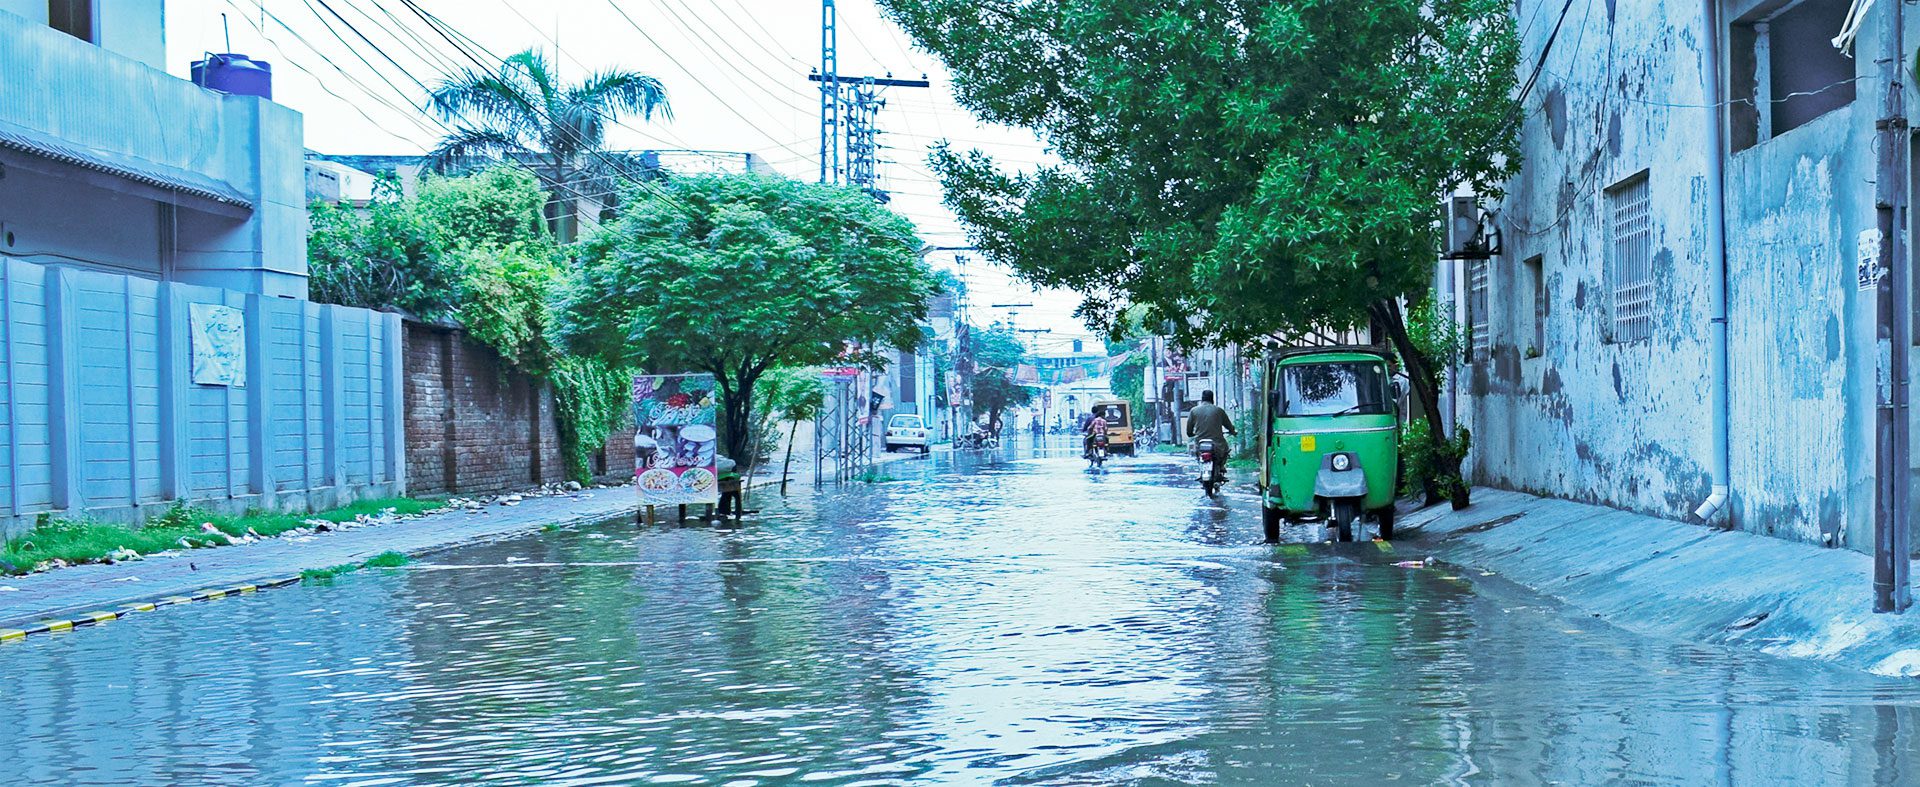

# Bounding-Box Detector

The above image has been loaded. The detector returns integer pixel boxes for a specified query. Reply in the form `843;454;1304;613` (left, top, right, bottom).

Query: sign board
189;303;246;386
632;374;720;506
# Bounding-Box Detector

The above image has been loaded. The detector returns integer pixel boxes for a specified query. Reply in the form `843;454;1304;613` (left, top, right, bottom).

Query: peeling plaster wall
1472;0;1877;552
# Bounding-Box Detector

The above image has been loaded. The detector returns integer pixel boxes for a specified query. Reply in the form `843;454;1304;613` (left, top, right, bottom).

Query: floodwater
4;438;1918;785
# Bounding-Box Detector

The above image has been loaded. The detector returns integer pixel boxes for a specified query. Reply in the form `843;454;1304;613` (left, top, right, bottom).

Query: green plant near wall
550;355;636;483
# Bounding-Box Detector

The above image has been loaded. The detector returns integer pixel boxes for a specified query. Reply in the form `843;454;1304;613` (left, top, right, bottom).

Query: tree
426;49;670;237
878;0;1519;503
969;325;1033;431
555;173;938;463
753;367;828;494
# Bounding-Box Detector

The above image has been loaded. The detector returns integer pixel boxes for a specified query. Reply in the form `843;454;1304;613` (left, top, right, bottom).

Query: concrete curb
0;577;297;643
1400;488;1920;677
0;499;641;641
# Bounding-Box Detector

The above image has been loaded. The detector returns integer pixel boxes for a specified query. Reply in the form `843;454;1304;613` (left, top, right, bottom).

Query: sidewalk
1400;488;1920;677
0;487;641;631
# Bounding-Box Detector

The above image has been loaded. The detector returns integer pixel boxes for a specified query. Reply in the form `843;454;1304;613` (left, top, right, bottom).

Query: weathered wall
1471;0;1882;552
0;260;405;535
1474;0;1718;522
402;322;631;497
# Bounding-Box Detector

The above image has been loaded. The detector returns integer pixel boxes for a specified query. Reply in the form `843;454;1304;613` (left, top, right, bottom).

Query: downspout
1693;0;1733;525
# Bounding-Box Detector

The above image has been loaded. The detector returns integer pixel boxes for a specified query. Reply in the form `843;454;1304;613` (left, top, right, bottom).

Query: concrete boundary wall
0;259;404;535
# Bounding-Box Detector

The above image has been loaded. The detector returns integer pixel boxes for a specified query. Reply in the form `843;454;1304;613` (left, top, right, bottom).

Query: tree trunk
780;418;802;495
1370;297;1471;509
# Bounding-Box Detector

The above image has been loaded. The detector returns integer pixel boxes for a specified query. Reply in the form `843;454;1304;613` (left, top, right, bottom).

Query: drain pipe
1693;0;1732;526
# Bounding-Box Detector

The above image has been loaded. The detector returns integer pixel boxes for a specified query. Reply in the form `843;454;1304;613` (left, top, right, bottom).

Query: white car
884;414;931;452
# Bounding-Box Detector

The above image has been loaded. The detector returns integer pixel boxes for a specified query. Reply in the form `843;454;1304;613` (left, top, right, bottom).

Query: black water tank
191;53;273;100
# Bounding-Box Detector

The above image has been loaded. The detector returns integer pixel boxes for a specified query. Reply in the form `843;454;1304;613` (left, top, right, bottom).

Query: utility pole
809;73;930;199
818;0;838;185
810;3;928;200
1874;0;1912;613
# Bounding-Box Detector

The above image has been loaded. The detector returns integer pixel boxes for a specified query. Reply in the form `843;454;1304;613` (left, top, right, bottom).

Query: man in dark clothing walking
1185;390;1236;483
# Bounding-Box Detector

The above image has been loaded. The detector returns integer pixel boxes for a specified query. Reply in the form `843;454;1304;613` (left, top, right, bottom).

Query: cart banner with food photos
632;374;721;505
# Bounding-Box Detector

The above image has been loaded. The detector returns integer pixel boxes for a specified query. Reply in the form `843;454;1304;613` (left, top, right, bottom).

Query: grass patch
0;498;443;576
1152;443;1186;454
854;469;898;483
1227;457;1260;470
299;551;413;583
361;551;410;568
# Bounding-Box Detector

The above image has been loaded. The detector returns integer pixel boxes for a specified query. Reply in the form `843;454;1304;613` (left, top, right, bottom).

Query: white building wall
1472;0;1886;551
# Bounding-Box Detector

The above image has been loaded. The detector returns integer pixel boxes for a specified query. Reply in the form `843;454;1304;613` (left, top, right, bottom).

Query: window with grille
1607;174;1653;342
1468;259;1491;362
1525;255;1546;354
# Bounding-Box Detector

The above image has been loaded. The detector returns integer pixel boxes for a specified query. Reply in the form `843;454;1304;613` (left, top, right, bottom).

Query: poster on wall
632;373;720;506
189;303;246;387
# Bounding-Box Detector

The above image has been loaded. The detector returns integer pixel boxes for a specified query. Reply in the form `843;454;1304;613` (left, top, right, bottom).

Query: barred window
1607;174;1653;342
1468;258;1491;362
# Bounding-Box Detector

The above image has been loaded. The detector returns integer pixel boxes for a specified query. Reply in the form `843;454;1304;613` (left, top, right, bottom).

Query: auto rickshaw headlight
1331;453;1352;472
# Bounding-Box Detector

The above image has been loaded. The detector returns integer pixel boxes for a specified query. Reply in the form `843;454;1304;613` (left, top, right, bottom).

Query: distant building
303;157;379;206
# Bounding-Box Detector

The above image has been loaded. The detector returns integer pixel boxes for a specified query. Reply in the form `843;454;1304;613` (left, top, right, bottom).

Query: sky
163;0;1106;355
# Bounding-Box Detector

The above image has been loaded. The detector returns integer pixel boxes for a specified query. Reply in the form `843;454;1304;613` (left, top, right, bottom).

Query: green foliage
968;325;1033;423
1406;296;1465;382
453;243;562;373
1401;418;1472;502
876;0;1520;347
557;173;937;460
1109;350;1149;427
415;166;551;249
308;188;457;320
550;355;636;483
1;499;441;575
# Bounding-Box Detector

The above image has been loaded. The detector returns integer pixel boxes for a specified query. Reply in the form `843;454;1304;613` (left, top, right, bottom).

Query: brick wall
404;321;580;497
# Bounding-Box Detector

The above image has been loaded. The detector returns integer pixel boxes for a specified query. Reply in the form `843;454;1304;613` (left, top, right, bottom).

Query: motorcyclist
1083;412;1109;458
1185;390;1236;483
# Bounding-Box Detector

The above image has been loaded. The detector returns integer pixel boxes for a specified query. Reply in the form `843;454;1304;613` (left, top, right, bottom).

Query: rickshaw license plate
1300;435;1316;451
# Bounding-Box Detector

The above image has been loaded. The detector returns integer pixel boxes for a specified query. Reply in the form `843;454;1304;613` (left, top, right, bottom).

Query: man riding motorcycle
1186;390;1236;484
1083;412;1109;458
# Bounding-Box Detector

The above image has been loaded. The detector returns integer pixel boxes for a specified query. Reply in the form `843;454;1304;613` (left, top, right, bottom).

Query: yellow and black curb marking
0;577;298;644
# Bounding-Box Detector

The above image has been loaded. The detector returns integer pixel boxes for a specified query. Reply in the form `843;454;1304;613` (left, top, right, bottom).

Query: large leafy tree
555;173;938;461
426;49;669;238
879;0;1519;501
969;325;1033;431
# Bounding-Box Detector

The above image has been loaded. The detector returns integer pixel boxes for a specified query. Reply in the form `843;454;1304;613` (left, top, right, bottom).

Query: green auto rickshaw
1258;347;1401;543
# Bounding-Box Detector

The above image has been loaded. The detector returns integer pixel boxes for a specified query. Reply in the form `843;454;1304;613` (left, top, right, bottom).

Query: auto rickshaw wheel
1261;505;1281;544
1376;505;1395;541
1330;499;1360;542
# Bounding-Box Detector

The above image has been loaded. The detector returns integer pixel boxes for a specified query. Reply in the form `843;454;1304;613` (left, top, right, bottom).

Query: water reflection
2;449;1917;785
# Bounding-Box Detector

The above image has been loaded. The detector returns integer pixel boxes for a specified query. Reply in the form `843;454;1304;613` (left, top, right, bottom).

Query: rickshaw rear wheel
1261;505;1281;543
1376;506;1395;541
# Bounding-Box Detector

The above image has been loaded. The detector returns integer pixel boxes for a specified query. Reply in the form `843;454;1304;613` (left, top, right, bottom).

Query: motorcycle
1196;437;1222;496
1086;430;1109;470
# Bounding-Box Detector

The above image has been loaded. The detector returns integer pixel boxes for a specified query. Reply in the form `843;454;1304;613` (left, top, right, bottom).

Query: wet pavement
4;438;1919;785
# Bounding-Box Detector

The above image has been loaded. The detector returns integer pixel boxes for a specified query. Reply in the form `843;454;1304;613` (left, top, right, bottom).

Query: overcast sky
164;0;1104;353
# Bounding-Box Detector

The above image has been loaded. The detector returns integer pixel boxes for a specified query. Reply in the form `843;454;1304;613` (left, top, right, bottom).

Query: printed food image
680;468;716;493
638;468;678;492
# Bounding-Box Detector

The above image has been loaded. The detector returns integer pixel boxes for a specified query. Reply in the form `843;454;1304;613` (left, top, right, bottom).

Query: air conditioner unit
1444;196;1501;260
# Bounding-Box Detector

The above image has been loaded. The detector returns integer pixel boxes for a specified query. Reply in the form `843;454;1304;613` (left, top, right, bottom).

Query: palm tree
426;49;669;240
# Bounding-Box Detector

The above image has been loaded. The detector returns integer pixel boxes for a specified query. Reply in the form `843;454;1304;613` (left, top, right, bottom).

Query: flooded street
5;440;1919;785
